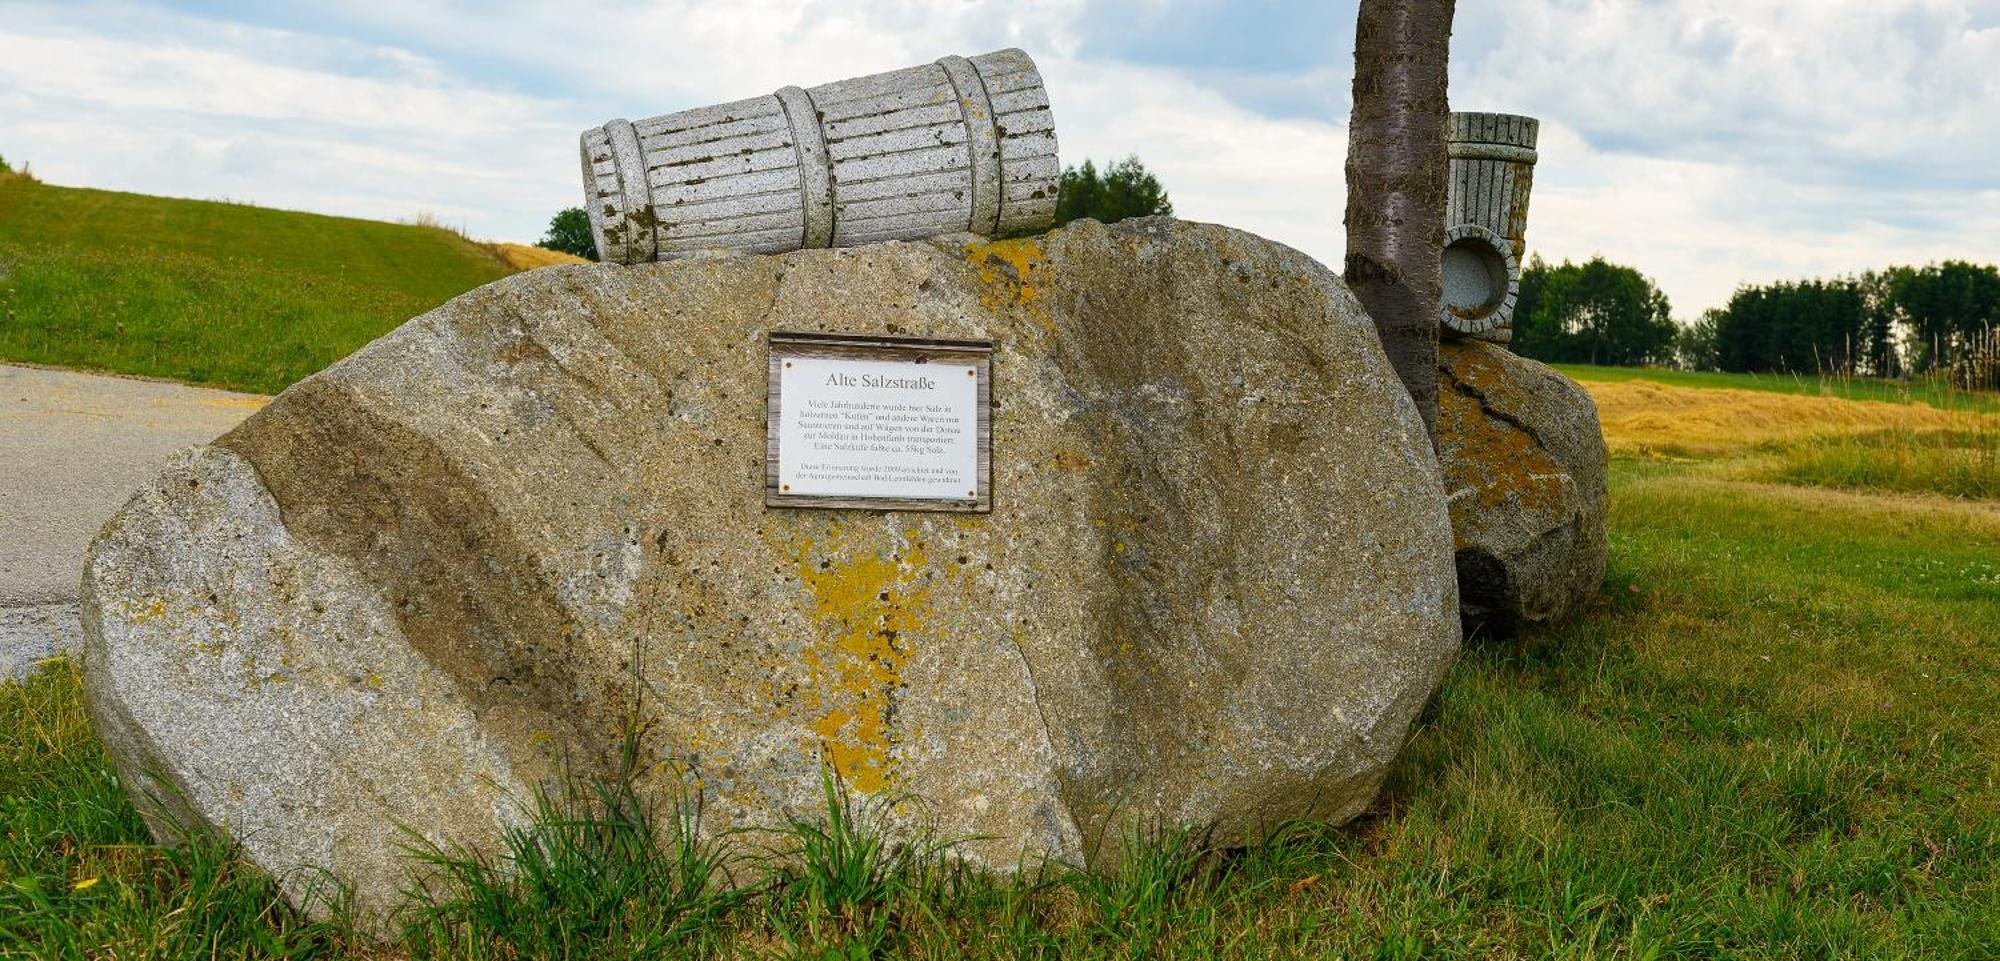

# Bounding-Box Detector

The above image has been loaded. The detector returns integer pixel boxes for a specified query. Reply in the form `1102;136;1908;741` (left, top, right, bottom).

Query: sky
1;0;1996;317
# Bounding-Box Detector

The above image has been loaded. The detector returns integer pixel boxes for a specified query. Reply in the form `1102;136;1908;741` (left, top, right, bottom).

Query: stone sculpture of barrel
1440;112;1539;342
580;48;1060;265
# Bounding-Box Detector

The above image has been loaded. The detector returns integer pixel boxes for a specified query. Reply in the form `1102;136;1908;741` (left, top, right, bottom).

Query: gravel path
1;364;265;679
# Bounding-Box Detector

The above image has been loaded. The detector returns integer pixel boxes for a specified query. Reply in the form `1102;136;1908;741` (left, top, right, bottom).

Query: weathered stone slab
1437;339;1607;629
82;218;1459;921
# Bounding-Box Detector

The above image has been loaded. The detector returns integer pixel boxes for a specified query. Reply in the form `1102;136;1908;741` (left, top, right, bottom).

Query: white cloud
0;0;1355;267
1;0;1994;319
1459;0;2000;185
1524;123;2000;313
1455;0;2000;313
0;4;580;232
3;33;541;133
1043;57;1348;263
0;1;1096;241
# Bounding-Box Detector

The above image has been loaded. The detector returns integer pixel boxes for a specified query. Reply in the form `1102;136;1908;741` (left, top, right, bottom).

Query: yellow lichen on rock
1436;339;1608;626
130;598;169;623
963;237;1048;321
791;532;931;793
1437;364;1568;544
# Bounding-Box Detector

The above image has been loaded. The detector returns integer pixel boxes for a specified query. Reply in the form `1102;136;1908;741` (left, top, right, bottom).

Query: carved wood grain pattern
1444;112;1541;341
578;126;629;264
1446;112;1539;261
581;49;1058;261
979;52;1059;234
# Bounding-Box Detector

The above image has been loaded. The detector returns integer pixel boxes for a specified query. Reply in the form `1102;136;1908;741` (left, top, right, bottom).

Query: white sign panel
775;353;982;504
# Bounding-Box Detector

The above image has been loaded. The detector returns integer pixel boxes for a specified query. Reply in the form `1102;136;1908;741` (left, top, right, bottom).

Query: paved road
1;364;265;679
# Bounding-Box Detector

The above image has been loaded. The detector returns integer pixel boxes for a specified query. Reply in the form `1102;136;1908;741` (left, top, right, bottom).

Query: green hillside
0;175;513;394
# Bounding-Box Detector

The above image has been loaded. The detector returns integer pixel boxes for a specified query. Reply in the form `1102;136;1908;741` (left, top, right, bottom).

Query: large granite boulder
1436;339;1608;630
81;218;1459;920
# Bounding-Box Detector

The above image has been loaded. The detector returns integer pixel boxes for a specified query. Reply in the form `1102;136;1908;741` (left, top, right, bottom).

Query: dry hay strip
488;243;590;272
1582;379;1999;457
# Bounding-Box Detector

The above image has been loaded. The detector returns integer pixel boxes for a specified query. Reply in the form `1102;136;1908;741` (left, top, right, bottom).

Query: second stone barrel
581;48;1061;264
1440;112;1540;341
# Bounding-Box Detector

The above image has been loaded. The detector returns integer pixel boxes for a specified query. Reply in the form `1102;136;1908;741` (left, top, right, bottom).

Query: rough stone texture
82;218;1459;921
1437;339;1607;629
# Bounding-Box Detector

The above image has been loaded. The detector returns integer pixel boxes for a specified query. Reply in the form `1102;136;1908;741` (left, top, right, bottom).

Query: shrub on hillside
0;154;36;182
1054;156;1172;227
539;207;599;262
407;211;470;241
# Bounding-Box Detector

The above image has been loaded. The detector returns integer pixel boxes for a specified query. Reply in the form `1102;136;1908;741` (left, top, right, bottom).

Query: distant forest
1512;257;2000;390
536;145;1996;391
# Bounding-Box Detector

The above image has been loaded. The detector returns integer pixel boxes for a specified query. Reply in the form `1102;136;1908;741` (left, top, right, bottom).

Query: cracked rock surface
81;217;1459;921
1437;339;1608;630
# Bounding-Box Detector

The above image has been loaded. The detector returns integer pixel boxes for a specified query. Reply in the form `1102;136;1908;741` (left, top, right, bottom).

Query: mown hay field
487;242;590;272
1557;363;2000;415
1585;377;1996;456
1581;373;2000;503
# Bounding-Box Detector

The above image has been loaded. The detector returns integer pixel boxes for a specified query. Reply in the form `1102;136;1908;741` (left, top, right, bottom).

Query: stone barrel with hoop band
580;48;1061;264
1440;112;1539;342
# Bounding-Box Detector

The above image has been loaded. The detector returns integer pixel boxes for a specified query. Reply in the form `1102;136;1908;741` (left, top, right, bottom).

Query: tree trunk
1345;0;1455;438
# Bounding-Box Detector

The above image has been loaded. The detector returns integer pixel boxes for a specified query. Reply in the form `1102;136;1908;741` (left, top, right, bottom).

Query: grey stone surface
83;218;1460;922
1442;112;1539;341
582;48;1059;264
1437;339;1607;629
1;603;81;680
0;364;264;680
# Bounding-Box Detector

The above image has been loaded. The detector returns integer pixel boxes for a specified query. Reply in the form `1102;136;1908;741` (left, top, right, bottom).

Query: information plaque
766;331;993;512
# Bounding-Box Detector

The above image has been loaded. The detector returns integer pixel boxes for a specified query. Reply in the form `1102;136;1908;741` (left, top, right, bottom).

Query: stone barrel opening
1441;227;1512;321
580;48;1061;264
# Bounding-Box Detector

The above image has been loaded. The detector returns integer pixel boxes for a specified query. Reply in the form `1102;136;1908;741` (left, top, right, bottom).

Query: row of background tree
539;155;1992;390
1513;256;2000;389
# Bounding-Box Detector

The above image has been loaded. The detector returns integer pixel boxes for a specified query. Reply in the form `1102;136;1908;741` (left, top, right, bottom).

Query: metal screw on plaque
580;48;1061;265
1439;112;1539;343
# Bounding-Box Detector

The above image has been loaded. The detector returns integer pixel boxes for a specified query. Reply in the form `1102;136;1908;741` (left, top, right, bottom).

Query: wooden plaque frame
765;331;993;512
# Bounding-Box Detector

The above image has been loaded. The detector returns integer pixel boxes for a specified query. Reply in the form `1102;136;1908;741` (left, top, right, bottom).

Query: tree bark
1345;0;1455;438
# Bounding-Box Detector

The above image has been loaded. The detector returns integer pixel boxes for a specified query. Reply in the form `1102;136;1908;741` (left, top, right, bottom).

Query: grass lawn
3;375;1995;957
0;176;513;394
1554;363;2000;415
